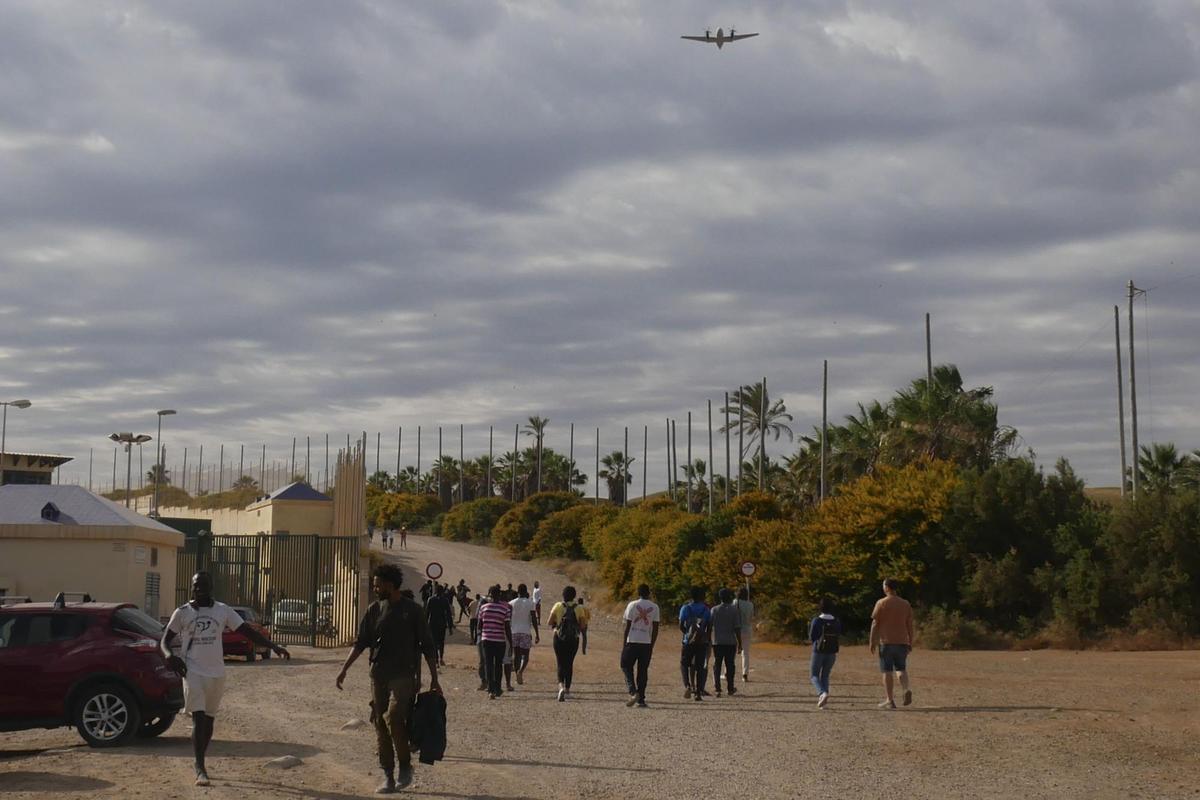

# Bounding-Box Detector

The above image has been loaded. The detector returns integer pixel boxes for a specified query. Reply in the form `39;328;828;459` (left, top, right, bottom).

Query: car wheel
74;684;142;747
137;712;177;738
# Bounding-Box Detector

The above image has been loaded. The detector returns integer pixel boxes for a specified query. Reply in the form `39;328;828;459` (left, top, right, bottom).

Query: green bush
439;497;513;544
528;505;614;559
492;492;579;558
917;607;1010;650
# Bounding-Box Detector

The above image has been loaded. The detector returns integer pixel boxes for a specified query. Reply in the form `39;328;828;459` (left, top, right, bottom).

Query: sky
2;0;1198;494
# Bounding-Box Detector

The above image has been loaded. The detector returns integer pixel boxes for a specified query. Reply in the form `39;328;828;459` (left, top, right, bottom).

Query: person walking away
420;580;433;607
161;572;290;787
508;583;539;685
336;563;440;794
425;584;455;667
400;525;408;549
809;597;841;709
869;578;914;709
456;580;471;622
478;585;513;698
678;587;711;702
468;593;482;645
735;587;754;683
548;585;590;701
709;588;742;697
532;581;543;625
620;583;659;708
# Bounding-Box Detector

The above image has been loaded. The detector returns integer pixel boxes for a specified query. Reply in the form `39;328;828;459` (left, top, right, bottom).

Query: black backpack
815;617;840;654
556;603;580;642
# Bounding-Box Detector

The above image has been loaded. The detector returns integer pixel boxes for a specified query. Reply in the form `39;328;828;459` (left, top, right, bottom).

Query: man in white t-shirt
620;583;660;708
532;581;543;625
162;572;289;787
508;583;539;685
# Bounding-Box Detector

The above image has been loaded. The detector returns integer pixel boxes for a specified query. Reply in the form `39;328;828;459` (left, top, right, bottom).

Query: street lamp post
153;410;177;517
0;399;33;487
110;432;152;508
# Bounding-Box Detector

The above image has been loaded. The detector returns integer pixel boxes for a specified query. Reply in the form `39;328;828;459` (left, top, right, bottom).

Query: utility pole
724;392;730;504
821;359;828;502
686;411;693;512
239;444;245;487
568;423;574;495
737;388;744;496
1128;280;1142;498
758;377;767;492
487;426;492;497
512;423;519;500
459;424;464;506
594;427;600;503
642;425;648;501
261;444;266;492
623;426;629;508
665;418;672;500
1114;306;1127;496
925;312;933;399
88;448;93;493
417;426;422;494
397;427;402;484
671;419;679;503
290;438;296;482
707;400;714;516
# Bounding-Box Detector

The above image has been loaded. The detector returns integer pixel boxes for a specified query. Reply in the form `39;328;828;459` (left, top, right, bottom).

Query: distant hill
1085;487;1124;506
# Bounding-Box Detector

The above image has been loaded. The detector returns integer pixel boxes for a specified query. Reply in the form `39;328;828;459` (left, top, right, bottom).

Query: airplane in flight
681;27;759;49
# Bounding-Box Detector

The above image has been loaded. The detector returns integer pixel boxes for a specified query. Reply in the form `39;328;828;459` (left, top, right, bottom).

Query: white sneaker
878;698;896;709
817;692;828;708
557;687;566;702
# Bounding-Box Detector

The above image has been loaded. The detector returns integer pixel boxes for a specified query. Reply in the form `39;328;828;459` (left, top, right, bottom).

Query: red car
0;594;183;747
222;605;274;662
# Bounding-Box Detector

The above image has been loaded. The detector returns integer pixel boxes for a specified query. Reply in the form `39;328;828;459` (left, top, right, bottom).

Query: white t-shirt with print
623;599;660;644
166;601;244;678
532;586;542;604
509;597;536;635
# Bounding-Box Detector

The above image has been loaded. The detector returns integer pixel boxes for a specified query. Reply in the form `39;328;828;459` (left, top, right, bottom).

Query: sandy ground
3;534;1200;800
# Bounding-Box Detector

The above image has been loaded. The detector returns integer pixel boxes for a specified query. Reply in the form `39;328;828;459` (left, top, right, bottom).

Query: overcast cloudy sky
2;0;1198;493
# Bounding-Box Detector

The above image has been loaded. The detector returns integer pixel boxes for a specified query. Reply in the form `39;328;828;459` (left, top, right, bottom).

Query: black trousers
712;644;736;691
620;642;653;702
680;642;708;690
430;626;447;661
553;635;580;689
482;640;506;695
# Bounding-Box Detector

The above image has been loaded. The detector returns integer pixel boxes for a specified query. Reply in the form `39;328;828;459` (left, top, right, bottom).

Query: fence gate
175;533;360;647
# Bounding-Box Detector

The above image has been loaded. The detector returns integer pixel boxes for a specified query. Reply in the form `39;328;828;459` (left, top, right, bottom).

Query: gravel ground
2;535;1199;799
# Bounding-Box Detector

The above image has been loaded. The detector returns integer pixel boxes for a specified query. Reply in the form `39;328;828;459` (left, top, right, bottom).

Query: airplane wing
680;35;713;42
727;33;759;41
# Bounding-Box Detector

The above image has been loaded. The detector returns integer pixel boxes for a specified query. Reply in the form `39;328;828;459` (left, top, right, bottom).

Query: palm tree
891;364;1017;469
598;451;634;505
524;416;549;492
232;475;259;492
1138;442;1187;493
1178;450;1200;491
368;470;395;491
396;465;421;493
681;458;709;513
494;450;526;501
145;463;171;486
721;382;794;462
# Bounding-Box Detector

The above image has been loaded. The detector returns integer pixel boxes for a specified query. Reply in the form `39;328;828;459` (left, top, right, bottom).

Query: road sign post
740;561;756;600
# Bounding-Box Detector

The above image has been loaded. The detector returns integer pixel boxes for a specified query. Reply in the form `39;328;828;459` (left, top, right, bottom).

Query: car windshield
113;607;164;637
232;607;257;623
279;600;307;612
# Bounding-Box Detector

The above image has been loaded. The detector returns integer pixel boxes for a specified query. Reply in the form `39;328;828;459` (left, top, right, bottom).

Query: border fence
176;533;360;648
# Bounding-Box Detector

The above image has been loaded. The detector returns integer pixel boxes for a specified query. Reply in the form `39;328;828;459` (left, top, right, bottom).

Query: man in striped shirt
478;585;513;699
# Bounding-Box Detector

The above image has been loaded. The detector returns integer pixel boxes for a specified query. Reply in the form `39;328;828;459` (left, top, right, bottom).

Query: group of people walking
335;563;913;794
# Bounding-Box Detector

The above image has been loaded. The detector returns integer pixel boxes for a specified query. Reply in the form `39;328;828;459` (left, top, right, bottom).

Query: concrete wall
154;504;254;535
149;502;333;537
0;527;181;622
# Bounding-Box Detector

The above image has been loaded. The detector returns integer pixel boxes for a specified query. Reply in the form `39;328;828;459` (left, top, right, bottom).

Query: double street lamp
109;432;152;509
153;409;177;517
0;399;33;486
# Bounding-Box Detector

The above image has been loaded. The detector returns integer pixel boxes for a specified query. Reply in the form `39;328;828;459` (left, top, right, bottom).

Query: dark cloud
1;1;1198;492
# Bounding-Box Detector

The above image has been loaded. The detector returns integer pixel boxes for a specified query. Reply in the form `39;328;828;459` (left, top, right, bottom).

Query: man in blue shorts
868;578;914;709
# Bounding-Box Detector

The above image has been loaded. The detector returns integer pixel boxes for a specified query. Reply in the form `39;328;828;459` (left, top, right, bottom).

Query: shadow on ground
90;737;322;759
0;772;114;793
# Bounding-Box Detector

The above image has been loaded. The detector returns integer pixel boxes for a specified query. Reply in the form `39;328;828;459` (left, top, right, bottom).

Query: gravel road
2;534;1199;799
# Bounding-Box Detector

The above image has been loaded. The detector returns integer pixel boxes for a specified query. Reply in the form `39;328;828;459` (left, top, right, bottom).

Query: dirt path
3;533;1200;799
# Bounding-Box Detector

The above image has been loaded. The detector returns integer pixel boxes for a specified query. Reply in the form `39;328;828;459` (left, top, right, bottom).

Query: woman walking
478;585;513;699
548;585;590;701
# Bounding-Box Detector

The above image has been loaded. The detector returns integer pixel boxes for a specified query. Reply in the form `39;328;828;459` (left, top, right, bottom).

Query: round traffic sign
740;561;757;577
425;561;444;580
